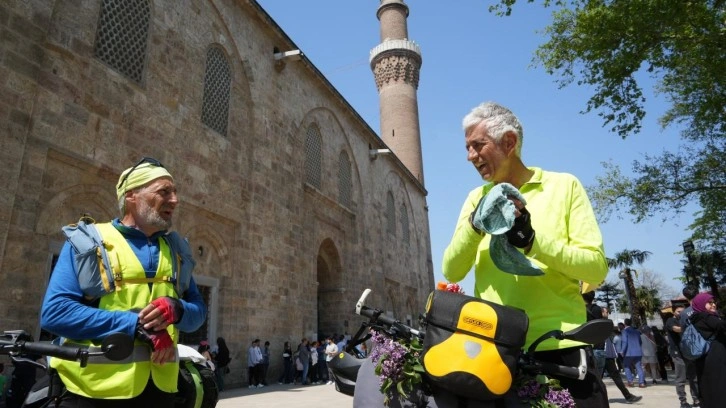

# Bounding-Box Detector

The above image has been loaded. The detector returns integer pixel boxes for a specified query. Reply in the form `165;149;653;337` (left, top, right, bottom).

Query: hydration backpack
679;317;713;361
62;215;195;300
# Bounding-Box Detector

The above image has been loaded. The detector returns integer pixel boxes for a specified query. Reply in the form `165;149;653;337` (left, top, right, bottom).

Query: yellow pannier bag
421;290;529;401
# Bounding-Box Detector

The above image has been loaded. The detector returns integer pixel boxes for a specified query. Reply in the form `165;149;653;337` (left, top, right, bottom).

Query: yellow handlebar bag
421;290;529;401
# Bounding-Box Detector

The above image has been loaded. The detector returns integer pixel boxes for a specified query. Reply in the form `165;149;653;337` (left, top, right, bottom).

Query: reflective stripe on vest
52;222;180;398
184;361;204;408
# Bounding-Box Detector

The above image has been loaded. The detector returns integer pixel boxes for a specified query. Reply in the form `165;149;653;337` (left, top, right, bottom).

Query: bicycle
328;289;613;407
0;331;218;408
1;330;134;408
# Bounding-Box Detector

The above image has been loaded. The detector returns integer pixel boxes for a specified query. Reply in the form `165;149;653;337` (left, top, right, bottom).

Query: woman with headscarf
689;292;726;408
213;337;231;391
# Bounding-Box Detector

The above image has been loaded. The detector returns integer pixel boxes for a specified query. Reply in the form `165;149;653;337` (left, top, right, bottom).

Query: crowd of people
188;333;356;393
583;283;725;408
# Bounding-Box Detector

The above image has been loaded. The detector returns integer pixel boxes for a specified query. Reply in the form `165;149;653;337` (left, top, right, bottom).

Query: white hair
462;101;524;157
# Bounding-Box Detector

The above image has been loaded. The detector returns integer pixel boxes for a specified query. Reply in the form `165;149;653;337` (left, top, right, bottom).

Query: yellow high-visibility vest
52;222;180;398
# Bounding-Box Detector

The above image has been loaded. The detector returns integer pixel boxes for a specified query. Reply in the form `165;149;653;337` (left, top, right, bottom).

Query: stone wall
0;0;433;387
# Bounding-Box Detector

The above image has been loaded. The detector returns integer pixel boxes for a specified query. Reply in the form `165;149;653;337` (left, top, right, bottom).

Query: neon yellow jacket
52;223;180;398
442;168;607;350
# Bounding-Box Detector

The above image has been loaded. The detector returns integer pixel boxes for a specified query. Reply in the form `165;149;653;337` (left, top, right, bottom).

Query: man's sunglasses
116;157;165;191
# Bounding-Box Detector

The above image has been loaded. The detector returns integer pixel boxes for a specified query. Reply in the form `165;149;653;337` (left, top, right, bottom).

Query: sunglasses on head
116;157;165;191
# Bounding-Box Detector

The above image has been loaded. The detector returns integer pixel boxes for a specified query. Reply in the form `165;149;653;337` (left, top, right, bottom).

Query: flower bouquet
516;373;576;408
369;329;425;406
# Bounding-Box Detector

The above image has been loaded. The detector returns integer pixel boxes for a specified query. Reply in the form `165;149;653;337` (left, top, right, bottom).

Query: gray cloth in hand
471;183;543;276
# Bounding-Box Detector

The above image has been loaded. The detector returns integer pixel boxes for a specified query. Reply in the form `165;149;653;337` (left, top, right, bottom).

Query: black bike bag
421;290;529;401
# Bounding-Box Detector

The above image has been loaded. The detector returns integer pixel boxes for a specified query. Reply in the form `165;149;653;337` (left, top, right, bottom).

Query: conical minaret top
370;0;424;184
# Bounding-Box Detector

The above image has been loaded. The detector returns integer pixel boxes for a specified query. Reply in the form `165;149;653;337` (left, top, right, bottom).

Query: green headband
116;162;173;200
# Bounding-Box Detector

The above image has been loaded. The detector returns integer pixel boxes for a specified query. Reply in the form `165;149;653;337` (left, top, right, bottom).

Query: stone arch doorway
317;238;343;339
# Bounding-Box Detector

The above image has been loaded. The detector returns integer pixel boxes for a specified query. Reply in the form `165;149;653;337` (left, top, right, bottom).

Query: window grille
386;192;396;235
94;0;150;84
400;204;410;244
338;152;352;208
201;46;232;136
305;125;323;189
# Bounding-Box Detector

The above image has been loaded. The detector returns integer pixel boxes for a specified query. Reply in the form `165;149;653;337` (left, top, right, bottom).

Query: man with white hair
41;157;206;407
443;101;609;407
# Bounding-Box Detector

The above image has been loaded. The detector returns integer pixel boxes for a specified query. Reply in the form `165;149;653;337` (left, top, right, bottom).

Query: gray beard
138;200;172;231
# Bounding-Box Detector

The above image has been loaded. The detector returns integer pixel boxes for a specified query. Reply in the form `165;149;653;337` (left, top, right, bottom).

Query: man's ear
503;131;518;155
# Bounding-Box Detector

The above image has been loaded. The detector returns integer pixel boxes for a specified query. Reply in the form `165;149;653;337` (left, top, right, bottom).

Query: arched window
94;0;150;84
386;192;396;236
338;151;352;208
400;204;410;244
305;125;323;189
201;46;232;136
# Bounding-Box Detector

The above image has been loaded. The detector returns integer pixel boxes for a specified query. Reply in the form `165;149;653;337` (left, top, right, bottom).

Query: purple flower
544;388;575;408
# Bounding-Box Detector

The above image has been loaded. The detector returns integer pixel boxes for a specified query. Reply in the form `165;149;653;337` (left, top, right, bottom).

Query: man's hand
506;204;535;249
135;324;175;364
138;297;183;331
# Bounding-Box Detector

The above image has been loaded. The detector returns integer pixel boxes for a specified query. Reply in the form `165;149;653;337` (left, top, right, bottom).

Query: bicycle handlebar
355;289;423;340
14;340;86;361
1;331;135;368
351;289;604;381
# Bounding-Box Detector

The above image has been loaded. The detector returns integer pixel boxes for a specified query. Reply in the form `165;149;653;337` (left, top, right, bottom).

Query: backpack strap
64;217;195;299
162;231;195;296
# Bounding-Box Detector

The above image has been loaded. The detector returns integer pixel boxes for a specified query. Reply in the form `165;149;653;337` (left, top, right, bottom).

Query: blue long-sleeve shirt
41;219;206;341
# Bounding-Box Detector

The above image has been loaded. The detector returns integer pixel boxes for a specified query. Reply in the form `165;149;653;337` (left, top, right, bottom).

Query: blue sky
256;1;692;299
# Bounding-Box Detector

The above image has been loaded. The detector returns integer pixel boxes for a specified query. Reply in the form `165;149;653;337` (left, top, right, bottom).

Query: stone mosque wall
0;0;434;385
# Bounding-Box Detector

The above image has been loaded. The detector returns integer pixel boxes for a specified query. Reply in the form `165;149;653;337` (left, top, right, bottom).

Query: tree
687;249;726;300
594;281;623;312
631;268;669;317
490;0;726;249
607;249;652;327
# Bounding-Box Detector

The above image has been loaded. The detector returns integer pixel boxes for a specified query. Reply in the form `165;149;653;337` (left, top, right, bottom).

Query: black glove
506;206;535;248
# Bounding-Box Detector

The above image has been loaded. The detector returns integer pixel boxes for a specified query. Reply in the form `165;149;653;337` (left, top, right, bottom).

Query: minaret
370;0;424;184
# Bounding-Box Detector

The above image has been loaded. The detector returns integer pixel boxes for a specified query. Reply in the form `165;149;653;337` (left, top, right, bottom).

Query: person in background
213;337;231;391
688;293;725;408
277;341;293;385
309;341;319;384
608;315;643;403
324;336;339;385
651;326;671;382
40;157;207;407
198;340;215;372
639;326;659;384
442;101;609;407
666;304;701;408
297;338;311;386
247;339;263;389
679;286;702;401
614;322;625;372
620;318;645;388
260;341;270;386
583;291;606;374
315;339;328;384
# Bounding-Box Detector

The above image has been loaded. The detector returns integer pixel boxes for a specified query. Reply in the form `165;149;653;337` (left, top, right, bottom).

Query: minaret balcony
369;39;422;67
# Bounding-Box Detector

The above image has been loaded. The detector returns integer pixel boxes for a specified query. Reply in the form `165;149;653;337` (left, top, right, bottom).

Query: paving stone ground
216;368;690;407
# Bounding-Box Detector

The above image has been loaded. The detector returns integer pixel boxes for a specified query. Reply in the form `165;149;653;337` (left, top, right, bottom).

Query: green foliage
595;281;623;310
490;0;726;251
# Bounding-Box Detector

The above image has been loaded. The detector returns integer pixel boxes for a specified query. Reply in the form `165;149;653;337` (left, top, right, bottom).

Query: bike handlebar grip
359;306;396;327
22;341;83;361
539;362;583;380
